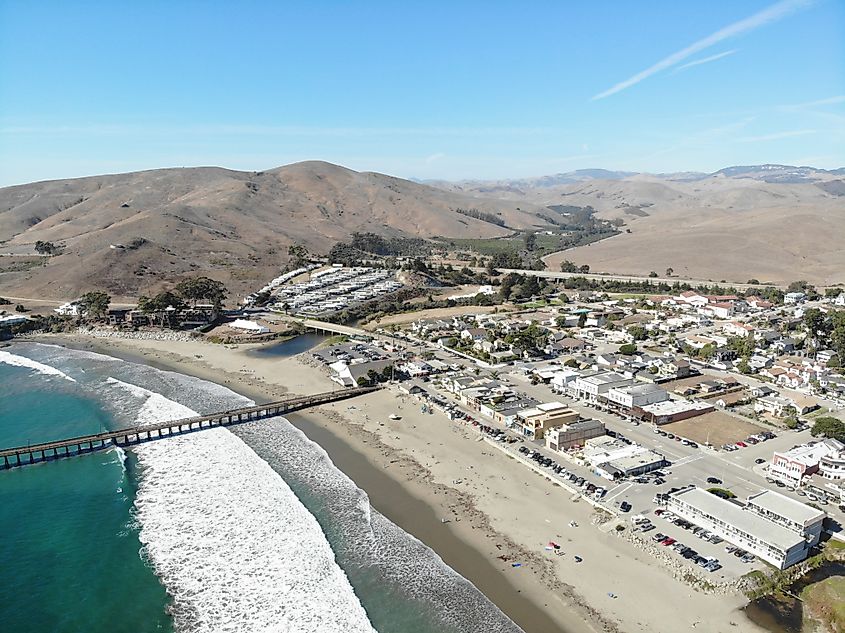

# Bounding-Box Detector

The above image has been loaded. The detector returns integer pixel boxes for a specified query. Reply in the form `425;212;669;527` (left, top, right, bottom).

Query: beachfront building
544;418;605;452
667;487;825;569
517;402;579;440
582;435;667;480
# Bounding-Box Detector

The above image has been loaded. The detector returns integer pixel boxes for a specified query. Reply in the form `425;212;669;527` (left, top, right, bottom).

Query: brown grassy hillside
428;169;845;286
0;161;548;301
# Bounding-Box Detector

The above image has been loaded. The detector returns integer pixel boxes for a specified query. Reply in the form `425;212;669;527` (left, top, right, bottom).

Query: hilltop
0;161;548;301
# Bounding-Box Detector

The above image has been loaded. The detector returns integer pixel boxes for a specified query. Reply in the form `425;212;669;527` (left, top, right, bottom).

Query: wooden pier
0;386;378;469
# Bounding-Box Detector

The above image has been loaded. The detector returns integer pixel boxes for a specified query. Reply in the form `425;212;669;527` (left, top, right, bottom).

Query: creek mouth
744;561;845;633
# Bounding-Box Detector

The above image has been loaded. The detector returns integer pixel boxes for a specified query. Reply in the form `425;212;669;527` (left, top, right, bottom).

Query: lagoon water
0;343;523;633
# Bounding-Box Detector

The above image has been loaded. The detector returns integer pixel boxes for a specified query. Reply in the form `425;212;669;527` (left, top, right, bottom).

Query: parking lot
412;347;845;583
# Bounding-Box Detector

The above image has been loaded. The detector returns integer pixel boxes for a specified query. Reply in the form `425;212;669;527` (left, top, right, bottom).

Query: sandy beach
42;333;765;633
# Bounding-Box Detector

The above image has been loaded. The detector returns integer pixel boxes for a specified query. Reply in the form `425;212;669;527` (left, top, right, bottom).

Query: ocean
0;342;524;633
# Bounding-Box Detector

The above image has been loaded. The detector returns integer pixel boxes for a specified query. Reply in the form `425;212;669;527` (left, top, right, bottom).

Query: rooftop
745;490;826;526
671;487;807;552
642;399;712;415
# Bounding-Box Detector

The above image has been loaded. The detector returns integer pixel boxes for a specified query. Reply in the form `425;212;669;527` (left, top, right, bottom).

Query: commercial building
582;435;667;480
639;398;713;425
769;441;842;488
745;490;825;545
572;372;633;404
667;487;825;569
605;383;669;411
819;439;845;481
545;418;605;452
517;402;579;440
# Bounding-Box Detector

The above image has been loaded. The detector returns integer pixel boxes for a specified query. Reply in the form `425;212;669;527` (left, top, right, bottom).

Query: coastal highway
475;267;783;291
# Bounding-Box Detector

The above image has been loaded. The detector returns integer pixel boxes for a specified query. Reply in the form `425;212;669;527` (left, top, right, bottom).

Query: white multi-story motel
667;487;825;569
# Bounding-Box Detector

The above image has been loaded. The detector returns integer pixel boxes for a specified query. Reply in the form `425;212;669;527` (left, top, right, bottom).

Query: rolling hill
0;161;549;301
429;166;845;286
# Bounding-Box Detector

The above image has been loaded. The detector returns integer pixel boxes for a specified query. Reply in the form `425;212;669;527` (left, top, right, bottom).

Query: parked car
620;501;632;512
706;477;722;484
755;458;766;464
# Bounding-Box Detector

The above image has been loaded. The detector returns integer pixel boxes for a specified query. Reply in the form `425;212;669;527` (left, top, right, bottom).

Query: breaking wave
104;378;376;633
0;350;76;381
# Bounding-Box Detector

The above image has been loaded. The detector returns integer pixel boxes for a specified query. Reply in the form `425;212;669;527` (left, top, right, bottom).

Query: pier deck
0;386;378;469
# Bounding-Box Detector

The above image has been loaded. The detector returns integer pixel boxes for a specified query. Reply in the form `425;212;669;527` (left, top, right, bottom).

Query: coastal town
4;3;845;633
7;259;845;621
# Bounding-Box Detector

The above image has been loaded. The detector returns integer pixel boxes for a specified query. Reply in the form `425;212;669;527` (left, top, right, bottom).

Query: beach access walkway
0;386;379;469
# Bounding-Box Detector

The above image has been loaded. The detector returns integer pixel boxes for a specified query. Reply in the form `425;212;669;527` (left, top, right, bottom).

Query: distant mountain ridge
427;164;844;191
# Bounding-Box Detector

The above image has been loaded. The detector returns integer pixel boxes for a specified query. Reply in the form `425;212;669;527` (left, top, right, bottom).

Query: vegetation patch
801;576;845;632
453;207;507;227
707;487;736;499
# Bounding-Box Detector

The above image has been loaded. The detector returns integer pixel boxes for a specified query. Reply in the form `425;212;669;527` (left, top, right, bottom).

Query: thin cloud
736;129;816;142
592;0;814;100
779;95;845;110
0;124;560;138
673;49;738;73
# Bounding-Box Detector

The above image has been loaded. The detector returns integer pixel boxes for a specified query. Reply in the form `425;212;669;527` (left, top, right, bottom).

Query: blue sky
0;0;843;186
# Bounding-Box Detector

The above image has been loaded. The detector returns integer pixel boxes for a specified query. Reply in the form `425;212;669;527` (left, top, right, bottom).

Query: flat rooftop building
640;398;713;424
668;486;824;569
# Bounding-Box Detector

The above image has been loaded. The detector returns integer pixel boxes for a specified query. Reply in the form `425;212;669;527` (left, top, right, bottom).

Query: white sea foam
106;379;376;633
0;350;76;381
235;418;525;633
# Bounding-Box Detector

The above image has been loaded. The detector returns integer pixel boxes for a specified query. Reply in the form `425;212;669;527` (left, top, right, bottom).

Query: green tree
175;277;227;307
618;343;637;355
627;325;647;341
523;232;537;251
810;417;845;442
138;291;186;327
648;271;658;278
665;267;674;277
559;260;579;273
34;240;60;255
288;243;309;266
78;291;111;319
699;343;716;360
803;307;828;339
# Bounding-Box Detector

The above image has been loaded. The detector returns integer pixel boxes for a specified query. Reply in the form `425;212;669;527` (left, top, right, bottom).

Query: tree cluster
453;208;506;227
810;417;845;442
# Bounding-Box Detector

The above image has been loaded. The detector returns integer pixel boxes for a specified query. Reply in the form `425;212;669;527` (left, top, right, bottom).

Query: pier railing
0;386;379;469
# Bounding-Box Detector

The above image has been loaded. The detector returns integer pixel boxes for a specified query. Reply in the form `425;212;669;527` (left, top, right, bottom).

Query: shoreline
37;334;592;633
29;333;763;633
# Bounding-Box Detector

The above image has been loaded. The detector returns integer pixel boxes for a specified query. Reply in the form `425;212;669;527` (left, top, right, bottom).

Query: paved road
477;267;777;291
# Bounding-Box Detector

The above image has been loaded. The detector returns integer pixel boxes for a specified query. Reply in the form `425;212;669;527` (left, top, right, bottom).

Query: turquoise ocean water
0;364;172;633
0;343;525;633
